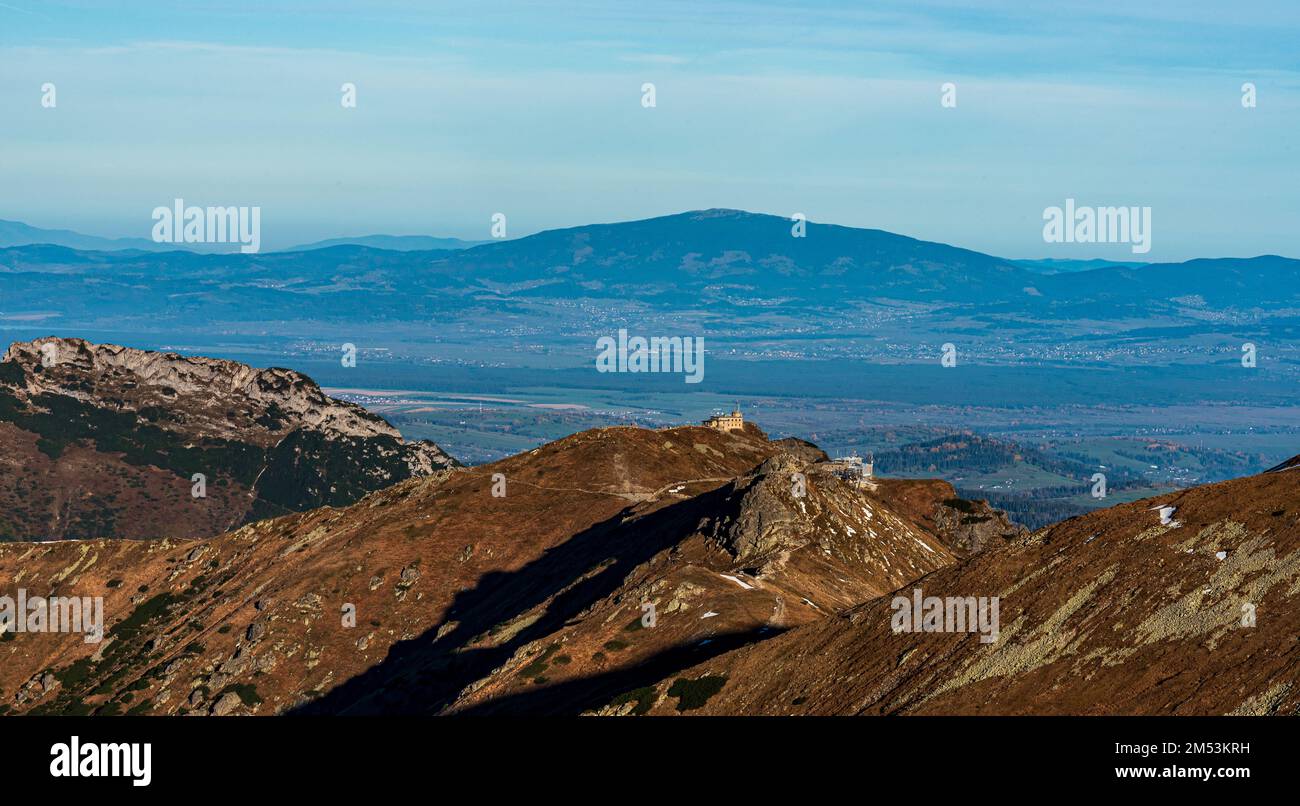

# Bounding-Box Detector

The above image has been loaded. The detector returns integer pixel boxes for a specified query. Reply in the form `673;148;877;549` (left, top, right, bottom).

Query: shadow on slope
452;626;780;716
291;483;774;716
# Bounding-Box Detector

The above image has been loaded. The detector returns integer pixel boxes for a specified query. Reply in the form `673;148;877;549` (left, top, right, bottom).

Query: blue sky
1;0;1297;259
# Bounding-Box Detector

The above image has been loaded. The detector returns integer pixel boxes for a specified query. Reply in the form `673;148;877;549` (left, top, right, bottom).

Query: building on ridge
703;404;744;431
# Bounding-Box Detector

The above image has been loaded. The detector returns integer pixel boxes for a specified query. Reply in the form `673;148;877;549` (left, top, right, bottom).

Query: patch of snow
1150;504;1177;525
720;574;754;590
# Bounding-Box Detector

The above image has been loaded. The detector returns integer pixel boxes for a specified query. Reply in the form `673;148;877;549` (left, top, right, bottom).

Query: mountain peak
686;207;754;218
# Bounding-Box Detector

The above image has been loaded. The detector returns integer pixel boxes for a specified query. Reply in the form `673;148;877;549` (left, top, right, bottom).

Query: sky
1;0;1297;259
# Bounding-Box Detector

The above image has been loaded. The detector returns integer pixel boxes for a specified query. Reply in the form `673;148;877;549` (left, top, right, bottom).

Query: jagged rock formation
930;497;1026;555
869;477;1026;556
0;337;456;540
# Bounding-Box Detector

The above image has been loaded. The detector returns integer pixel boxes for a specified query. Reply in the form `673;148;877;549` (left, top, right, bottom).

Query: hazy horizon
3;0;1298;260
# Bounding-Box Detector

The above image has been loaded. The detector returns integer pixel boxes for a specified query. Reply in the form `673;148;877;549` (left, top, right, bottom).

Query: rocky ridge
0;337;456;540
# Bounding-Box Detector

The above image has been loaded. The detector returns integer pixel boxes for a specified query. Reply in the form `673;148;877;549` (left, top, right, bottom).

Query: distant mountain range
1;209;1296;320
0;218;481;254
1012;257;1150;274
1;208;1297;426
0;219;164;252
283;234;486;252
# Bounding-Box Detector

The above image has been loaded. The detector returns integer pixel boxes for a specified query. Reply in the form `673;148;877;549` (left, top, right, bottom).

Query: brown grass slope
0;424;775;714
0;422;1000;716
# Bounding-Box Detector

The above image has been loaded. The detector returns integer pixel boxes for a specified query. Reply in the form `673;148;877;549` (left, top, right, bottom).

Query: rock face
210;692;242;716
931;496;1027;555
700;455;953;580
706;455;811;564
0;337;456;541
870;477;1026;556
